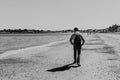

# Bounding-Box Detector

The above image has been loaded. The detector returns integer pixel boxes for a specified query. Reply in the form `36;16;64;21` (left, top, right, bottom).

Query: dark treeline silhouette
81;24;120;33
0;24;120;34
0;29;73;34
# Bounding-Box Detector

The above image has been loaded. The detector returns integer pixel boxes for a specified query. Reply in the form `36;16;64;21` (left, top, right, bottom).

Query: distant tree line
0;24;120;34
0;29;73;34
80;24;120;33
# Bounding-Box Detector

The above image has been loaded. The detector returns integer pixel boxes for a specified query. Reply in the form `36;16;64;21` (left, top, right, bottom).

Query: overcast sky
0;0;120;30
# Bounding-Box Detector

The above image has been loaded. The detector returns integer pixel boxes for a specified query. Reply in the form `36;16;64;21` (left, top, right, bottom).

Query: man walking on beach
69;27;85;66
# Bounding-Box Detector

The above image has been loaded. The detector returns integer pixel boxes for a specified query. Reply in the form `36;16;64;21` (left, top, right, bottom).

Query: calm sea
0;33;71;54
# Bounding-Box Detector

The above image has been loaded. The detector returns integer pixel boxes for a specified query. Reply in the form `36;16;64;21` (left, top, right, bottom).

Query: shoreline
0;33;71;56
0;39;68;53
0;39;68;59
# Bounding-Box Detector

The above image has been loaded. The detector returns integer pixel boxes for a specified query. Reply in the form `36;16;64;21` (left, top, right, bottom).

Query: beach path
0;33;120;80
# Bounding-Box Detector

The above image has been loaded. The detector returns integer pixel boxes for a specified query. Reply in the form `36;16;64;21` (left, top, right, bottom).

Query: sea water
0;33;71;54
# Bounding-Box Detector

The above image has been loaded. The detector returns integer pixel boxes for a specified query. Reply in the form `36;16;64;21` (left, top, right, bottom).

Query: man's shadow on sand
47;63;80;72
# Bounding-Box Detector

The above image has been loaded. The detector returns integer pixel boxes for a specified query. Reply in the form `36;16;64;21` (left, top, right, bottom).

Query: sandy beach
0;33;120;80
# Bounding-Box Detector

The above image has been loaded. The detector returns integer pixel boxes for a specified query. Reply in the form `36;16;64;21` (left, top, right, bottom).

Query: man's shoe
77;63;81;66
71;63;78;67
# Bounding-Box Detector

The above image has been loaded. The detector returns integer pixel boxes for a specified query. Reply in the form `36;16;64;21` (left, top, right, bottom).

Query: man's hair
74;27;79;31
